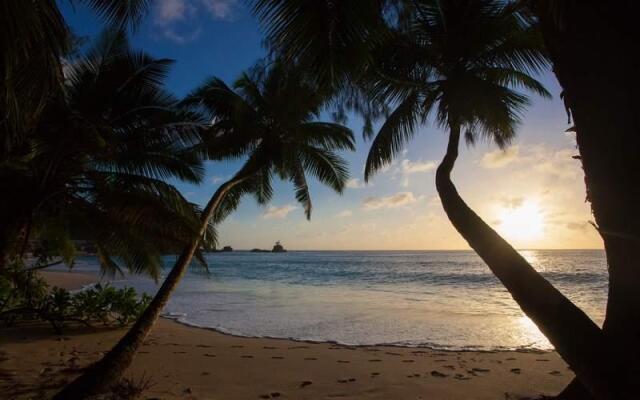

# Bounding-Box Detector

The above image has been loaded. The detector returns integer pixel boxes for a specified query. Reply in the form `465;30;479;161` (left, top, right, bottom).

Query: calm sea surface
69;250;607;351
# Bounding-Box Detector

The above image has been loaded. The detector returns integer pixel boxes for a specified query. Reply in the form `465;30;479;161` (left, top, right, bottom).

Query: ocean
69;249;607;351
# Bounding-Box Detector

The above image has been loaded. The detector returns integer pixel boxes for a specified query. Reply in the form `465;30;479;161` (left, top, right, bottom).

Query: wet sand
0;271;572;399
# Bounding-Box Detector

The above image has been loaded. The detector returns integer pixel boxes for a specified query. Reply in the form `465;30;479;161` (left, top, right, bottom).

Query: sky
61;0;603;250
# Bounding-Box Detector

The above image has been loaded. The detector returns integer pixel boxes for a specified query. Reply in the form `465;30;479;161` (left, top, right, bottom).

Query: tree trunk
53;176;246;400
535;2;640;398
435;124;620;399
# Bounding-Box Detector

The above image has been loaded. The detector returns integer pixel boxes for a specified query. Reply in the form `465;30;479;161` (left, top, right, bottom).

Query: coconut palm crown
185;61;356;219
363;0;550;180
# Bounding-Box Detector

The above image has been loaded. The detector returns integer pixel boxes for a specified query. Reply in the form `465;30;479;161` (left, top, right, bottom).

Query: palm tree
0;28;213;278
528;2;640;399
365;2;618;397
1;1;151;160
54;61;356;399
253;0;640;399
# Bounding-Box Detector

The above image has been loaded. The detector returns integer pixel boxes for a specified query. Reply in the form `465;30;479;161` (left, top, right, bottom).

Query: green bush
0;267;151;334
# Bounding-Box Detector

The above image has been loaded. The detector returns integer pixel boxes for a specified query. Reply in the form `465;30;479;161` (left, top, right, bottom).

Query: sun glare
496;200;545;242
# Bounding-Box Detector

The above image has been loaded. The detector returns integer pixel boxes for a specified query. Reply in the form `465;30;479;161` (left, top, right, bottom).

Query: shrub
0;267;151;333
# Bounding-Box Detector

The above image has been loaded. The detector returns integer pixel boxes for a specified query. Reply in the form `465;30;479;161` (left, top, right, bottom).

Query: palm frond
365;91;422;182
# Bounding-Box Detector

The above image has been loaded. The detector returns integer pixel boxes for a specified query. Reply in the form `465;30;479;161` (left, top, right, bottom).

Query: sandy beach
0;271;573;399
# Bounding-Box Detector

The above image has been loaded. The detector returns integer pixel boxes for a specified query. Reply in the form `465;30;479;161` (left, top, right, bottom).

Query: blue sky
62;0;602;250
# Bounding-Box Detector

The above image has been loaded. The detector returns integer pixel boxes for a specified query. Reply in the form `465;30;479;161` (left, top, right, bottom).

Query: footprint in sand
510;368;522;374
259;393;281;399
304;357;317;361
288;346;309;350
471;368;490;373
371;372;380;377
443;365;456;370
431;370;448;378
241;355;254;359
263;346;277;350
231;345;244;349
385;352;402;356
204;354;216;358
271;356;284;359
506;357;516;361
337;360;350;364
173;351;186;354
549;370;562;376
454;374;471;380
196;344;213;348
536;358;550;362
402;360;415;363
201;372;210;376
300;380;313;388
368;359;382;362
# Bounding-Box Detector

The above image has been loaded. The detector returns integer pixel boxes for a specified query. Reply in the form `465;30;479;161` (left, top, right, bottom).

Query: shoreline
0;270;571;399
164;314;552;355
0;319;572;399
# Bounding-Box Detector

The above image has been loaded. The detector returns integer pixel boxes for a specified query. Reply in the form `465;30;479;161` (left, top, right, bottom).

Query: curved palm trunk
435;125;621;399
53;176;247;400
534;2;640;398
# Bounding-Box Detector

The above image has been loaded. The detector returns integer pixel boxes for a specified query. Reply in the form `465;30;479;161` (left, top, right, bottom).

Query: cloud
401;159;437;174
210;175;225;184
346;178;365;189
501;196;524;209
156;0;196;24
396;159;437;187
336;210;353;218
263;204;298;219
481;145;520;169
566;221;590;232
153;0;239;43
201;0;239;19
362;192;417;210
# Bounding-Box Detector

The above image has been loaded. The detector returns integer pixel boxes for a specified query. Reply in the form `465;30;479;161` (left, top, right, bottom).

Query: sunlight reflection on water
71;249;607;351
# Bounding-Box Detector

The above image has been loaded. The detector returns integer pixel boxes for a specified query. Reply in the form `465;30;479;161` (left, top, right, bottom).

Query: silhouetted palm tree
55;62;355;399
530;2;640;399
0;29;212;277
1;1;151;159
249;1;618;397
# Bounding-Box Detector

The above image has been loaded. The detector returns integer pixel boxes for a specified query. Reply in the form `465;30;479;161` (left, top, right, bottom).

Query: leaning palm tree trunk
53;176;247;400
435;125;620;400
535;2;640;399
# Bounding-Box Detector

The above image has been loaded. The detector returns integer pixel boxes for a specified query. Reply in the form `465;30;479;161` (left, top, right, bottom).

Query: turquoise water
70;250;607;350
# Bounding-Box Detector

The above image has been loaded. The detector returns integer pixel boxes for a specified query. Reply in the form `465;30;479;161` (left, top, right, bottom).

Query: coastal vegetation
1;1;637;399
54;62;355;399
1;266;151;334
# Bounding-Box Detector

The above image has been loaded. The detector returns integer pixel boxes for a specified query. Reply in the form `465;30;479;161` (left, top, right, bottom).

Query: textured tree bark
535;1;640;398
435;124;621;399
52;177;246;400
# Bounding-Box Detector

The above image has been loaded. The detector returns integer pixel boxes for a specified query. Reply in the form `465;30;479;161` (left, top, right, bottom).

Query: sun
496;200;545;242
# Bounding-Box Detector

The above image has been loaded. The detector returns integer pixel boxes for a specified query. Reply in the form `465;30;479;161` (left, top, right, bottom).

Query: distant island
249;241;287;253
272;241;286;253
